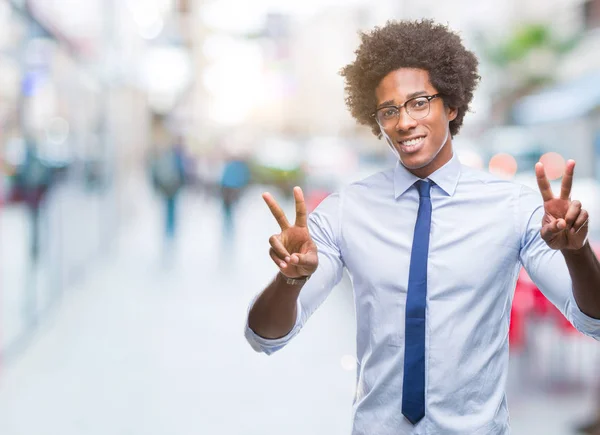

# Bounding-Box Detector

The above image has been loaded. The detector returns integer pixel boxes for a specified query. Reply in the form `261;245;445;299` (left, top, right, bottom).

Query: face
374;68;457;178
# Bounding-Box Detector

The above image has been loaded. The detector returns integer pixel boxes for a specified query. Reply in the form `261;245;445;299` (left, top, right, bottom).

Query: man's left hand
535;160;589;251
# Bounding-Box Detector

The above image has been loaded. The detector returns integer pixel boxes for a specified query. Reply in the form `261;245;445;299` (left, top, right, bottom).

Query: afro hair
340;19;480;138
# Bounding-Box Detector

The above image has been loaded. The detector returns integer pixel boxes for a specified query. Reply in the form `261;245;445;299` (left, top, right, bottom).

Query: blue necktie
402;179;432;425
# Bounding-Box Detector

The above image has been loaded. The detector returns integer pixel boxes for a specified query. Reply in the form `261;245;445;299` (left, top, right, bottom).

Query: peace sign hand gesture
262;187;318;279
536;160;590;251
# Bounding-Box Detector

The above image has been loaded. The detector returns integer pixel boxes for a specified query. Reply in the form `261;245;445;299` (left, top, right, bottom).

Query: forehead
375;68;434;103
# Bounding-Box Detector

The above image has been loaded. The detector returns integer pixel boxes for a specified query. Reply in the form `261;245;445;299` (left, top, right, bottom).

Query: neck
408;138;453;179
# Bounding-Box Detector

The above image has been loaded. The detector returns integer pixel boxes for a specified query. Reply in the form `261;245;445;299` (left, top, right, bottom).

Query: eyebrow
376;90;429;109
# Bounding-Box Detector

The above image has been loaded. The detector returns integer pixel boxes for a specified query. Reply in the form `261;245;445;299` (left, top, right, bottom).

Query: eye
380;108;398;119
410;98;428;109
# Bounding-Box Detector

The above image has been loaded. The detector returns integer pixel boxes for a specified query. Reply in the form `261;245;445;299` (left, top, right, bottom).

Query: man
245;19;600;434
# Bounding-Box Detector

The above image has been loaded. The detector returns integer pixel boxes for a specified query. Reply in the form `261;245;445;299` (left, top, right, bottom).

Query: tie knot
416;180;431;198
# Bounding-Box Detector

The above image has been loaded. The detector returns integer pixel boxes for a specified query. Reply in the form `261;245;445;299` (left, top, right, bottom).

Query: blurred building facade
0;0;191;360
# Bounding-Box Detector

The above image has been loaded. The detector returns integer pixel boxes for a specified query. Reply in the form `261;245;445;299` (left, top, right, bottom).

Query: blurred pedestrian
13;137;52;261
219;156;250;239
151;138;187;245
245;19;600;434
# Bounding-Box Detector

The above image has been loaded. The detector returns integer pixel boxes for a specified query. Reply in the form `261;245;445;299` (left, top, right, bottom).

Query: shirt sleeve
518;185;600;340
244;192;346;354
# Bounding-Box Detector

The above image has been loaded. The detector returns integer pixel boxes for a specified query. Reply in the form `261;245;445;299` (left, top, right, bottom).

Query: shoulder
460;164;542;202
344;167;395;197
310;167;394;217
459;163;544;222
458;163;524;196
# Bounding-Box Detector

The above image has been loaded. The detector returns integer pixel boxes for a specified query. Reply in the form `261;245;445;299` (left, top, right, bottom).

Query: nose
394;108;418;131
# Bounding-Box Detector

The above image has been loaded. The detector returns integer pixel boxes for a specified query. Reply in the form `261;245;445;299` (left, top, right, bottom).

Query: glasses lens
406;97;430;120
377;107;399;127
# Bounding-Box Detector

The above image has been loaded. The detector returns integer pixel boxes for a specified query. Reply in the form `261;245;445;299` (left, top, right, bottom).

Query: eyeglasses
372;94;441;128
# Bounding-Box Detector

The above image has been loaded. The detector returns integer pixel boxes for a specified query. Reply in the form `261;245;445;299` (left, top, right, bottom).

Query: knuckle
582;210;589;219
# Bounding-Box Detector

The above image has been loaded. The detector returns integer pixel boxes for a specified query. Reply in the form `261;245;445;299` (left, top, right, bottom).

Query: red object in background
306;189;330;213
510;269;536;350
509;242;600;350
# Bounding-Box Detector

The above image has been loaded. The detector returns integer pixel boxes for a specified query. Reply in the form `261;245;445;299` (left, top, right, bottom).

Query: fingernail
280;262;286;268
285;257;290;263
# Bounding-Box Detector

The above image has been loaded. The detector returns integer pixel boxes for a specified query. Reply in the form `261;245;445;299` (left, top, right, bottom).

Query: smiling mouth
396;136;426;154
399;136;425;147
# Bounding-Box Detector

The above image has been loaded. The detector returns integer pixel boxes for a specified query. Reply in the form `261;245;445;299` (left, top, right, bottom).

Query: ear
447;106;458;122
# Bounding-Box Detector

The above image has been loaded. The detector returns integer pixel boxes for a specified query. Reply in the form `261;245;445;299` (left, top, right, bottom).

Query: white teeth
401;137;424;146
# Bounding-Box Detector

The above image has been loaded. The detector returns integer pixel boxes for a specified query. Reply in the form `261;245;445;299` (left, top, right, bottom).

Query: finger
557;218;567;231
262;192;290;230
564;200;582;229
269;248;288;270
269;235;291;261
575;218;589;235
535;162;554;202
294;186;308;228
290;240;316;265
560;160;575;200
289;251;318;268
540;218;566;240
572;210;590;235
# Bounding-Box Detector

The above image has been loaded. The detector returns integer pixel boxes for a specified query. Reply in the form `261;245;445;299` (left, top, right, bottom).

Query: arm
519;199;600;339
534;160;600;319
248;273;306;339
245;189;344;353
562;242;600;319
519;161;600;339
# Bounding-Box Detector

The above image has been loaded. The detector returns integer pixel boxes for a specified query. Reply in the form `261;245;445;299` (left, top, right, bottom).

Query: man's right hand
262;186;318;279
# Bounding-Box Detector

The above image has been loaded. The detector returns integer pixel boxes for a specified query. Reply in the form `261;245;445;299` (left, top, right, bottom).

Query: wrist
277;271;311;286
561;240;592;258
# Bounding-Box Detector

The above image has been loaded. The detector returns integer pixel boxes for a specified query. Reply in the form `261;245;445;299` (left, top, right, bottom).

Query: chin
398;154;435;170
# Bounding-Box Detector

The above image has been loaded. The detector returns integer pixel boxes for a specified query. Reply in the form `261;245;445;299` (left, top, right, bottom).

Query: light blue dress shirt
245;152;600;435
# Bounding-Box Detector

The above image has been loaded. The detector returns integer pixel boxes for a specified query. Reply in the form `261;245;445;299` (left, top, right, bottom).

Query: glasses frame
371;94;441;126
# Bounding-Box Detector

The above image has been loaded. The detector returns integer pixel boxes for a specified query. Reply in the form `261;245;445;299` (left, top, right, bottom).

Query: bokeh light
539;152;566;181
45;116;70;145
340;355;357;371
458;149;484;169
488;153;518;179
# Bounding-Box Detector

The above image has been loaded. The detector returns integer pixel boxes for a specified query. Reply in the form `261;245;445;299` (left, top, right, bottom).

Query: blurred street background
0;0;600;434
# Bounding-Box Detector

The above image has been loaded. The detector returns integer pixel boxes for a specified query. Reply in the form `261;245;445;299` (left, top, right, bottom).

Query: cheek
423;120;450;149
430;114;451;137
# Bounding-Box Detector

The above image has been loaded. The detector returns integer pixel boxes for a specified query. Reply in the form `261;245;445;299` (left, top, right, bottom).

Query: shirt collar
393;152;461;198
